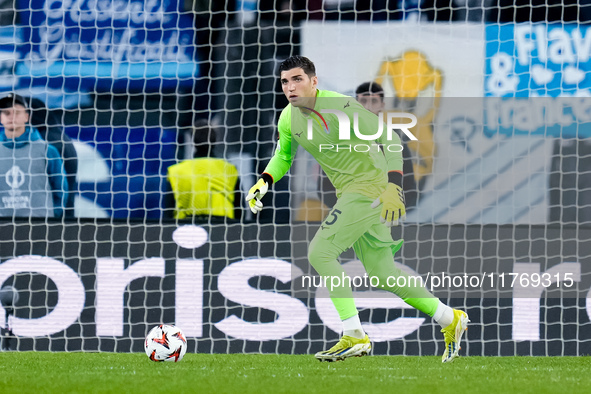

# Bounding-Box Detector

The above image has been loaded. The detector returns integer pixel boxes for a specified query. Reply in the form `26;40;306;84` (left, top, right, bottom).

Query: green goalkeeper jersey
263;89;404;199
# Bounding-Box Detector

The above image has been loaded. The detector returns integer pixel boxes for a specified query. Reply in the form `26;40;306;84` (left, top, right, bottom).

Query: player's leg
307;194;377;361
353;224;469;363
308;232;371;362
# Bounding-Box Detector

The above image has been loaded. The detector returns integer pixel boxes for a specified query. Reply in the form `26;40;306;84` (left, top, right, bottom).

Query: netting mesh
0;1;590;356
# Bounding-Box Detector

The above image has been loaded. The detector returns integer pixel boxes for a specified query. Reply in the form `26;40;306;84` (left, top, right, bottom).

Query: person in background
0;93;67;218
355;81;418;209
167;120;240;220
29;97;78;217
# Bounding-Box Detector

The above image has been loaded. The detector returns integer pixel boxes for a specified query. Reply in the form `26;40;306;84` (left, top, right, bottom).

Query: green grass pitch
0;353;590;393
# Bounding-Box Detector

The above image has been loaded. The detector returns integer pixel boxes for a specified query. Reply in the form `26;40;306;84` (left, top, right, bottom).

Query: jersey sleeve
262;107;298;183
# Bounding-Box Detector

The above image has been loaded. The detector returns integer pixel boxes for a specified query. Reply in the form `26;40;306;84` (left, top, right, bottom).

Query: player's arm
246;110;298;214
352;103;406;226
373;123;405;226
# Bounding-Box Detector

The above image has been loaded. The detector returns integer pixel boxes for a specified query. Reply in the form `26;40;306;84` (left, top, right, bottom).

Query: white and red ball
144;324;187;362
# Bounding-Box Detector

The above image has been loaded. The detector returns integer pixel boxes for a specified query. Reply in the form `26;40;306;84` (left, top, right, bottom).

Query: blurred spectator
166;120;241;220
356;82;387;114
0;93;67;218
28;97;78;218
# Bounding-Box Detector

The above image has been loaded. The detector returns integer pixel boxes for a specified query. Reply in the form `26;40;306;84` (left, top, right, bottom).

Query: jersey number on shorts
324;209;342;226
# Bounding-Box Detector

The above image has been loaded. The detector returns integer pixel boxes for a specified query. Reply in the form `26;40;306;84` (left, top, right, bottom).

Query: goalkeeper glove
245;174;272;214
371;181;406;227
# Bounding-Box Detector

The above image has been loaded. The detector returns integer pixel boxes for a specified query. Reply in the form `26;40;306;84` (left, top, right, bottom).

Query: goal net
0;0;590;357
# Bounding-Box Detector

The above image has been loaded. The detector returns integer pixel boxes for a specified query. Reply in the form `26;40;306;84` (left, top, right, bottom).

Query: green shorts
313;192;403;255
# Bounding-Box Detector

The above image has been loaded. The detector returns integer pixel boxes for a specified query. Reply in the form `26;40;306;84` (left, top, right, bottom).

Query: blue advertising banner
485;24;591;98
485;24;591;138
1;220;590;356
16;0;198;91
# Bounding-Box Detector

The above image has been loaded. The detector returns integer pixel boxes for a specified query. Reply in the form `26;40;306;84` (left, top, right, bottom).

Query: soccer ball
144;324;187;362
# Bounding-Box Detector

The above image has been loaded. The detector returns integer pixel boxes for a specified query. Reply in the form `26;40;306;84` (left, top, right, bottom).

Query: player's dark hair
355;82;384;99
279;55;316;77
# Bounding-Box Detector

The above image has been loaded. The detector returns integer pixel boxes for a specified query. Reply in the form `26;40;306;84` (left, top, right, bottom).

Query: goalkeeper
246;56;469;363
